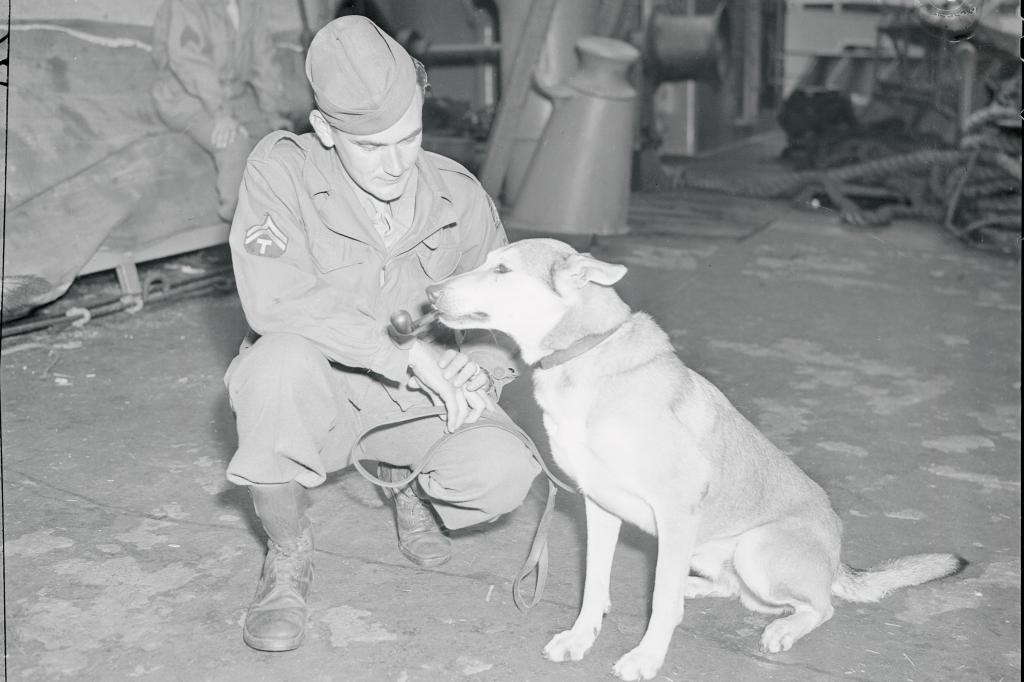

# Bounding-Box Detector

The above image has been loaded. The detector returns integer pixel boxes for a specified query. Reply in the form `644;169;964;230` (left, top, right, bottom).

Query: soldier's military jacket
229;130;517;408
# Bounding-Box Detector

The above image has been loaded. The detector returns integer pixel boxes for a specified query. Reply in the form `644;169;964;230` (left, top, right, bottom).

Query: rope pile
674;73;1022;255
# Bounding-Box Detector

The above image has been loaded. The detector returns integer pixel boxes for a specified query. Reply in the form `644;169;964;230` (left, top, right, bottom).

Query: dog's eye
494;263;511;274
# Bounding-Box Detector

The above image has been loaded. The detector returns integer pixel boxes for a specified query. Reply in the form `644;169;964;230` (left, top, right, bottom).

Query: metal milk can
506;35;641;236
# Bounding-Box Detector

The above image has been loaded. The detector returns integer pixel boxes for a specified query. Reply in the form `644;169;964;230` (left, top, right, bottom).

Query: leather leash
349;404;576;611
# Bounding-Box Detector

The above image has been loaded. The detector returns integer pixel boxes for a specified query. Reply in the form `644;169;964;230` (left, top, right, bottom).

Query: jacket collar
303;142;458;252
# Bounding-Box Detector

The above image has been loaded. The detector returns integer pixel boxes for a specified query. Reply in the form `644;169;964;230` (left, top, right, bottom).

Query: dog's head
427;238;627;360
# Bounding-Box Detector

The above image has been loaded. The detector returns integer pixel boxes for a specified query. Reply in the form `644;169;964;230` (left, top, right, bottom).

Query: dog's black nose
425;284;442;304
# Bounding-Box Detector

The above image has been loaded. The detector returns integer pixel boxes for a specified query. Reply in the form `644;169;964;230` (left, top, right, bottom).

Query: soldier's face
331;90;424;203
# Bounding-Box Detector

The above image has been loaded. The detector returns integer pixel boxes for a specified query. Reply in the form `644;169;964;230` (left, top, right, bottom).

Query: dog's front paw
543;627;598;662
612;646;664;681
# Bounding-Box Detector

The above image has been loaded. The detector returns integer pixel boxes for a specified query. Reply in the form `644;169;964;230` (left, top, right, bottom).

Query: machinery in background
768;0;1020;253
6;0;1018;330
368;0;735;234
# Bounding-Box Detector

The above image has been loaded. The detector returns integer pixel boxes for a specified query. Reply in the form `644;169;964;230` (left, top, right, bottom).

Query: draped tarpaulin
2;21;218;318
2;17;311;320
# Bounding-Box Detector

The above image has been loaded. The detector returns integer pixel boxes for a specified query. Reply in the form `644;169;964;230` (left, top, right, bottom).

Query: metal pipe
953;41;978;135
411;41;502;66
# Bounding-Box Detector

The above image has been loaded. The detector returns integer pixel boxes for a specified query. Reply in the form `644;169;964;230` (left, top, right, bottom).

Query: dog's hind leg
685;539;742;600
612;512;699;681
543;497;621;663
732;523;837;653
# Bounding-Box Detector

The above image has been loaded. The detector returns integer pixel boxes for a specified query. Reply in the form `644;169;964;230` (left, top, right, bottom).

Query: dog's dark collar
535;323;624;370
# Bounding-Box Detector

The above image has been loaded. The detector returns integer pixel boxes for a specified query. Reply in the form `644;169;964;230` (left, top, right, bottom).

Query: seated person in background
224;16;540;653
151;0;290;221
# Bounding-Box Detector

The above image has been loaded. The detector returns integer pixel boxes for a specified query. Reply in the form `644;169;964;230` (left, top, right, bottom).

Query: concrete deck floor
2;193;1020;681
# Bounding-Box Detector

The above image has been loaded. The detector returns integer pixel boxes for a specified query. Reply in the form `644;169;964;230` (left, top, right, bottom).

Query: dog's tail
831;554;967;603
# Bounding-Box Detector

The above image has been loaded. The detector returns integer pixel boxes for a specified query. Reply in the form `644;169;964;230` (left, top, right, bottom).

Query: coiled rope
674;73;1021;254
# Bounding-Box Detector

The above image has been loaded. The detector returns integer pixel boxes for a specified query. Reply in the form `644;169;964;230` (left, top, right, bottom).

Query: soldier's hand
408;341;469;433
461;384;496;425
438;349;491;392
212;114;242;149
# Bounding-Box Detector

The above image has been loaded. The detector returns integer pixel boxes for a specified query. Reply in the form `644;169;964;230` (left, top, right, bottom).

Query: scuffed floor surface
2;203;1020;681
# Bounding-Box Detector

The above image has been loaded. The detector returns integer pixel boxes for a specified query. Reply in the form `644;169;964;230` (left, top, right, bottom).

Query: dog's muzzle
423;284;490;326
425;283;444;306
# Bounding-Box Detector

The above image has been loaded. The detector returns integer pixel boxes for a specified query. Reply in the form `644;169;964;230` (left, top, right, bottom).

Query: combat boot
378;464;451;567
242;482;314;652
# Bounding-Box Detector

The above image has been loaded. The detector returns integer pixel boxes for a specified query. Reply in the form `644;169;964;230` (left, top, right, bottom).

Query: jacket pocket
308;228;369;273
415;227;461;280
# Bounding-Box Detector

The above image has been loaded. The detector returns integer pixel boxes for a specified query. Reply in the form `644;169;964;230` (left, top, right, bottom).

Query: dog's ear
556;253;628;289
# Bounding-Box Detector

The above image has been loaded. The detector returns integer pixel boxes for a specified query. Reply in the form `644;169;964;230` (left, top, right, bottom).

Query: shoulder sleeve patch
244;214;288;257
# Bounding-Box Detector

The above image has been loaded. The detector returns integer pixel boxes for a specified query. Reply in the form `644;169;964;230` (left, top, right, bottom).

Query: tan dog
426;238;964;681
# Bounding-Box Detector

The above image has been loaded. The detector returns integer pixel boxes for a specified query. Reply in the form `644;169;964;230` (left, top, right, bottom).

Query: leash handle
349;404;576;612
350;405;577;494
350;406;542;488
350;405;447;489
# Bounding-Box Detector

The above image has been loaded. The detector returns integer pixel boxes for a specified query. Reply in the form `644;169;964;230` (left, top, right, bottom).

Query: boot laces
396;487;437;528
268;538;312;584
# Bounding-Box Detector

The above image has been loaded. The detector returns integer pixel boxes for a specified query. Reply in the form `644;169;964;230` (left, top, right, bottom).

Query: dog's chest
533;368;603;480
533;366;659;533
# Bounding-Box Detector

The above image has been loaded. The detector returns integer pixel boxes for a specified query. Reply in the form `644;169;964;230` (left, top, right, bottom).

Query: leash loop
512;480;558;610
350;405;451;489
348;404;576;611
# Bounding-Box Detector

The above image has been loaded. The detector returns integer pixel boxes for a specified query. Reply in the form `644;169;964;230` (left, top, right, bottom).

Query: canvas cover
2;17;310;320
